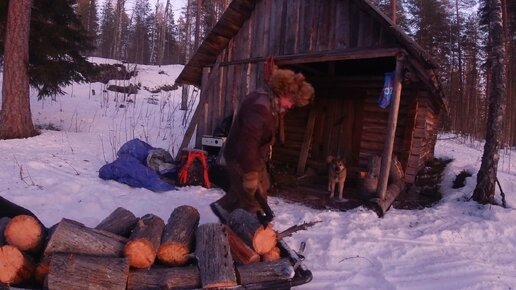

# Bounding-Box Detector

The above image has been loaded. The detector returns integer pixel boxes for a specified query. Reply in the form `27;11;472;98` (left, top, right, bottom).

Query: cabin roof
175;0;444;104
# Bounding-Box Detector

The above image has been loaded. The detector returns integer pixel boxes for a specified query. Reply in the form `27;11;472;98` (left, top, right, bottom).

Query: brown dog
327;156;347;200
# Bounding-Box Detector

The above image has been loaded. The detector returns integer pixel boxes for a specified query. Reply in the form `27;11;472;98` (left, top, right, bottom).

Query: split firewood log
4;215;46;253
43;218;127;258
0;245;35;284
47;253;129;290
225;225;260;265
124;214;165;269
95;207;138;237
261;246;281;262
228;208;277;255
195;223;237;289
236;258;294;285
0;217;10;246
157;205;199;266
127;266;201;290
34;256;50;285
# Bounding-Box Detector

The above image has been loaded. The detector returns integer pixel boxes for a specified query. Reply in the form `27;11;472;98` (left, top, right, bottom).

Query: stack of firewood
0;205;298;289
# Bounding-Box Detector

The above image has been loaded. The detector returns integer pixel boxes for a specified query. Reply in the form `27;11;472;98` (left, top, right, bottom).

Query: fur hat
268;67;314;107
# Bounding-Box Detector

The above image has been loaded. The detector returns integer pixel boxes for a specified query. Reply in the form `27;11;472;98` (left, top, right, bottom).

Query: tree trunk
47;253;129;290
0;0;37;139
124;214;164;269
157;205;199;266
473;0;507;204
95;207;138;237
127;266;201;290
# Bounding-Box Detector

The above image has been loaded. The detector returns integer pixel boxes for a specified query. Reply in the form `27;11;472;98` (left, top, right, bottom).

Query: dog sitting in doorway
327;156;347;200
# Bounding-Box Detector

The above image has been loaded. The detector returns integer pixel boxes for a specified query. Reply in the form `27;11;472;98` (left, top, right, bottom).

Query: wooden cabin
175;0;445;213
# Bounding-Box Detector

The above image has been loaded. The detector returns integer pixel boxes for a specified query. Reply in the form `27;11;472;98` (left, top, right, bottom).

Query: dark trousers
216;162;270;214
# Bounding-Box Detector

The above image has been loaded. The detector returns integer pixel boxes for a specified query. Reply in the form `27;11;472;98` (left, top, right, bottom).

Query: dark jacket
223;91;277;174
215;91;277;214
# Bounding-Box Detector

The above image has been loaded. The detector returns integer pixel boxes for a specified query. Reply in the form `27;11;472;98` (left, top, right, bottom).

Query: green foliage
0;0;97;98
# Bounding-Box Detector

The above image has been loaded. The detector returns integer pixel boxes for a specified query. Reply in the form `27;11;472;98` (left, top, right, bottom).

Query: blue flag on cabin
378;72;394;109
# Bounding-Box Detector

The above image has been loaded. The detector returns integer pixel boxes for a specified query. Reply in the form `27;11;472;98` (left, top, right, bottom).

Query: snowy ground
1;58;515;289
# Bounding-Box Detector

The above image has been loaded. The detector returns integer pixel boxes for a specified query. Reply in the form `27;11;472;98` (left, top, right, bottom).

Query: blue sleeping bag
99;138;175;192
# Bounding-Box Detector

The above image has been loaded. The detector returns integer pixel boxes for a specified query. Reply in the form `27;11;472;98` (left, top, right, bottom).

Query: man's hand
242;171;259;196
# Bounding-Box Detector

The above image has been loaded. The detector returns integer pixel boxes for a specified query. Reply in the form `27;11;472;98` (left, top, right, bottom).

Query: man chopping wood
211;65;315;224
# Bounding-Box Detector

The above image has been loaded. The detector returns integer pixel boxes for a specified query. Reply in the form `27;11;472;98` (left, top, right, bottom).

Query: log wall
192;0;440;185
195;0;400;145
404;94;440;182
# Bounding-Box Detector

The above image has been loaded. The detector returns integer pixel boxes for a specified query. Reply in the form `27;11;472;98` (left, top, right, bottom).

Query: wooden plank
195;223;237;289
279;0;288;54
335;0;351;49
197;67;211;148
176;60;221;159
284;0;298;55
316;0;330;51
296;108;317;175
268;0;282;55
127;266;201;290
250;0;263;59
357;9;373;47
224;65;235;119
306;0;318;52
327;0;337;50
349;1;360;47
208;65;219;137
218;47;401;67
298;0;313;53
236;258;294;285
48;254;129;290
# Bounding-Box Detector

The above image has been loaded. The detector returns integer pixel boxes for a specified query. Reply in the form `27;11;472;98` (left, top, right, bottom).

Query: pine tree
164;3;180;64
127;0;151;64
76;0;99;54
98;0;115;58
0;0;97;98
